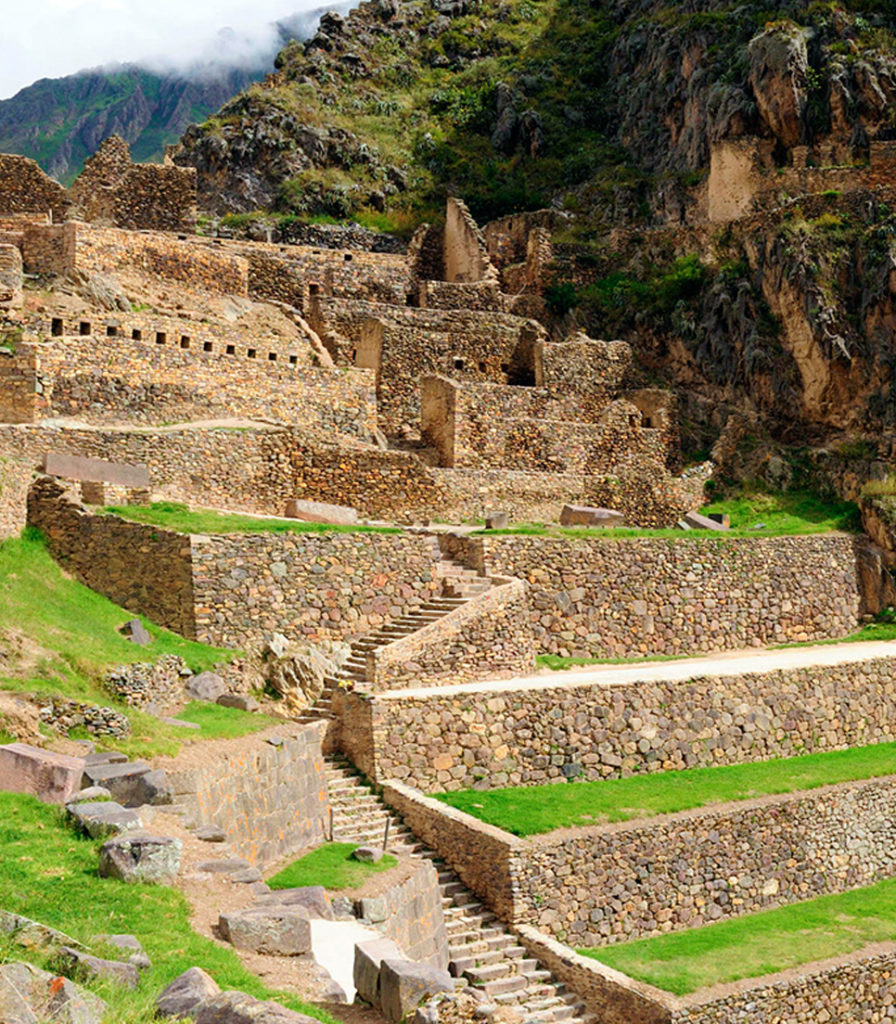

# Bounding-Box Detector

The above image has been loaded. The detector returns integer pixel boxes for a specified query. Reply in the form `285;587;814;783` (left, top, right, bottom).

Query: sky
1;0;333;99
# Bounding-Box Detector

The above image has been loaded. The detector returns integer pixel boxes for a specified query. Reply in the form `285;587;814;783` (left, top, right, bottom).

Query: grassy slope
436;742;896;835
0;531;269;758
586;877;896;995
0;791;336;1024
477;490;862;540
105;502;400;535
267;842;397;891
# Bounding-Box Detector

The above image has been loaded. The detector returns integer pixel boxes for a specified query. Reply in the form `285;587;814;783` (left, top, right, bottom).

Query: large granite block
0;743;84;804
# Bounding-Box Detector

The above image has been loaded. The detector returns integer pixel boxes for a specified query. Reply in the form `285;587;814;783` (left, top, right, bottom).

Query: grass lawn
585;877;896;995
435;741;896;835
0;530;264;758
104;501;400;535
476;489;861;540
0;790;336;1024
173;701;281;739
267;842;397;892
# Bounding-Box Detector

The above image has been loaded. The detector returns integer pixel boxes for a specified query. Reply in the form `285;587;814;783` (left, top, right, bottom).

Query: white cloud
0;0;336;99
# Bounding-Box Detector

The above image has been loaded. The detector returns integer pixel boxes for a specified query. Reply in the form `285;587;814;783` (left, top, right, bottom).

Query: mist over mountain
0;5;353;184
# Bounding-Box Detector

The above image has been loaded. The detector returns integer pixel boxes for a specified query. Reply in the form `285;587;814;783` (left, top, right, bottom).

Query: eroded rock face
748;23;809;148
264;639;350;712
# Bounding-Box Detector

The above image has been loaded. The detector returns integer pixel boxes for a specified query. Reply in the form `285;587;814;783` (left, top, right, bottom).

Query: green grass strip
0;791;337;1023
267;842;397;891
104;501;400;535
435;742;896;835
584;877;896;995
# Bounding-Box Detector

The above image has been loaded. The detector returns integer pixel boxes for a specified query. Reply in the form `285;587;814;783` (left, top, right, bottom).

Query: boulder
353;938;403;1007
67;786;112;803
98;833;181;884
195;991;319;1024
229;868;263;884
265;642;349;711
185;672;228;702
0;910;83;953
254;886;334;920
58;947;139;990
559;505;625;528
0;960;106;1024
123;619;152;647
218;908;311;956
216;694;260;712
156;967;221;1019
0;743;84;804
380;960;453;1023
94;934;151;971
352;845;384;863
195;826;227;843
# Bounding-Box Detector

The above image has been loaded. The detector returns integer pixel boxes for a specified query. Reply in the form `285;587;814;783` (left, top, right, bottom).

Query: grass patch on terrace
174;701;280;739
537;652;690;670
104;502;401;535
0;790;335;1024
585;877;896;995
267;842;397;892
0;530;257;759
435;741;896;835
475;489;861;539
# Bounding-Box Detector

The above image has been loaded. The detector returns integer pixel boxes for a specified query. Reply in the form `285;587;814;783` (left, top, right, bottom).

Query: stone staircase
296;555;493;725
325;758;590;1024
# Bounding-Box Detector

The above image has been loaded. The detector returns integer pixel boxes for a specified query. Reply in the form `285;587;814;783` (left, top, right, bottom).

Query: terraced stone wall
360;860;449;968
476;533;863;657
345;654;896;791
162;724;329;865
0;244;22;310
18;336;377;435
0;155;69;220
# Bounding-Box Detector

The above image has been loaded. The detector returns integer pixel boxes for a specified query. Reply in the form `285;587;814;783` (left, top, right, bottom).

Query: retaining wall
346;652;896;791
162;724;329;865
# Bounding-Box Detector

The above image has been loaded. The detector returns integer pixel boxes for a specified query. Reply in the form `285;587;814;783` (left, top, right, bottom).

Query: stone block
254;886;334;920
58;947;139;990
485;513;509;529
82;760;171;806
195;991;319;1024
198;858;251;873
80;480;106;505
559;505;625;527
284;498;358;525
0;743;84;804
380;960;453;1023
156;967;222;1019
122;619;152;646
66;800;144;839
42;452;150;489
353;938;404;1007
217;693;260;712
0;910;83;953
683;510;730;531
218;908;311;956
352;844;384;863
98;833;181;884
0;961;106;1024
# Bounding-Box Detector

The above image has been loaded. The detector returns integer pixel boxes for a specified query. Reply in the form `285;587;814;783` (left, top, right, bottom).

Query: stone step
465;963;513;984
481;975;528;997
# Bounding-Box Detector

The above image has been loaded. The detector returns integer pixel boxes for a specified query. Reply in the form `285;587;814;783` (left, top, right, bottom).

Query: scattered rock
82;760;172;807
95;934;151;972
353;937;403;1007
216;694;260;712
185;672;228;702
229;868;263;884
0;910;83;953
122;619;152;646
98;833;181;884
156;967;222;1019
195;826;227;843
66;800;145;838
195;991;319;1024
58;947;139;990
67;786;112;803
683;510;730;531
254;886;334;920
352;845;384;863
197;858;251;873
218;907;311;955
559;505;625;527
0;960;105;1024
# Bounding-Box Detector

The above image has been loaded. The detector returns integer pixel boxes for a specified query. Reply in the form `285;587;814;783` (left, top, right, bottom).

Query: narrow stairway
296;555;492;724
324;758;590;1024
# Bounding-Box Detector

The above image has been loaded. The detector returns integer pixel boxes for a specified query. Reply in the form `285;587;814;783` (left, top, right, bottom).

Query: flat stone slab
82;760;172;806
380;959;453;1023
0;743;84;804
217;693;260;712
352;845;384;863
559;504;625;527
198;858;251;874
67;801;145;839
157;967;221;1019
219;907;312;955
99;833;181;885
684;510;730;531
42;452;149;489
284;498;358;525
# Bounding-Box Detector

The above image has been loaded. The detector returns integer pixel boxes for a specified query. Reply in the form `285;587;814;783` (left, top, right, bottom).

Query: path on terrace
376;639;896;699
